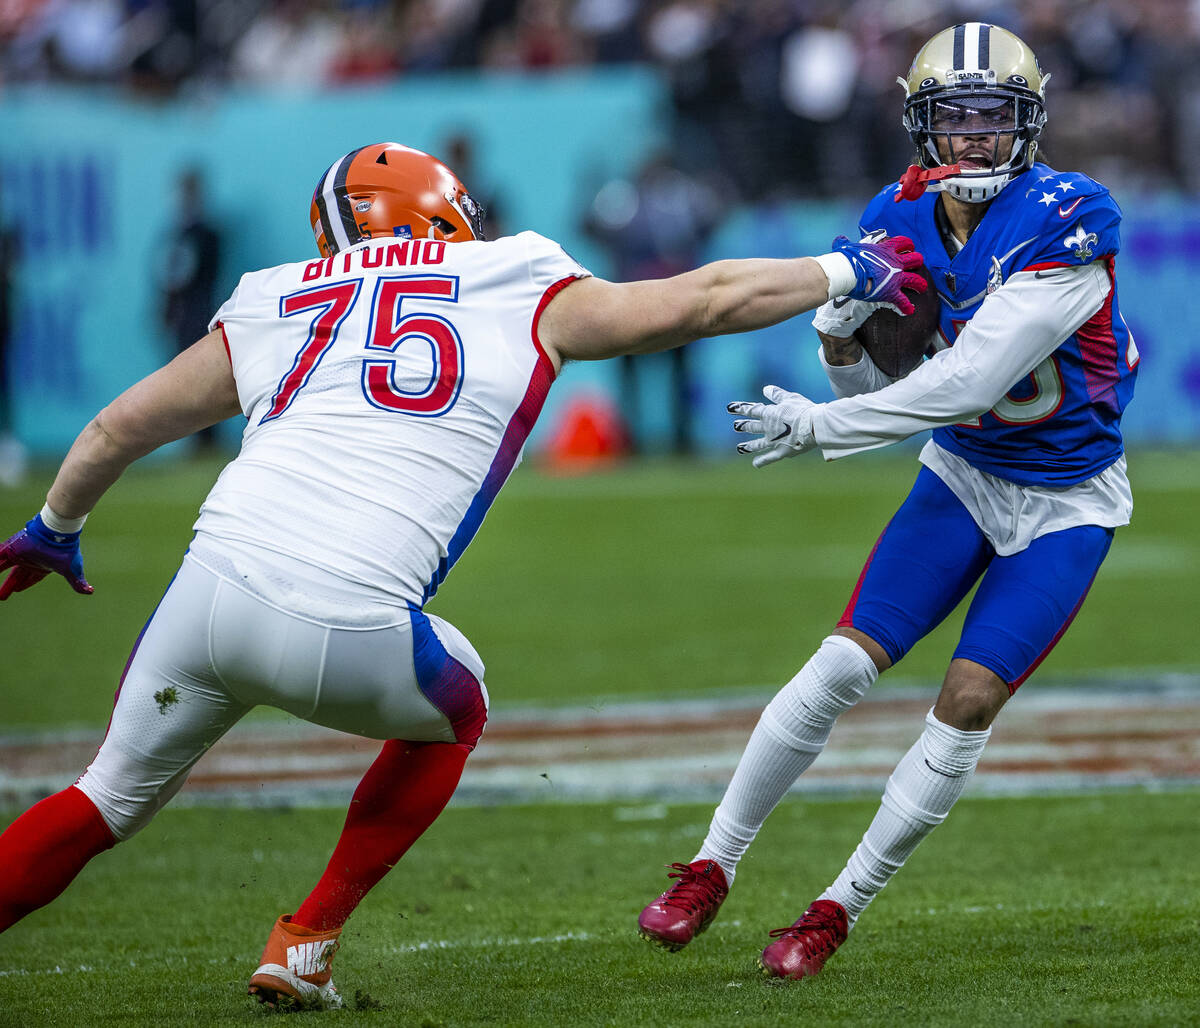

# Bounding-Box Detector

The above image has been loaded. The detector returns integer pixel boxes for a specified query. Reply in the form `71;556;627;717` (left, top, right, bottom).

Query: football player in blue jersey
638;22;1138;980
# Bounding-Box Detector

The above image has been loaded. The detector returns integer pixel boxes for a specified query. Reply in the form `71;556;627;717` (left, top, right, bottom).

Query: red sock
294;740;469;931
0;785;116;932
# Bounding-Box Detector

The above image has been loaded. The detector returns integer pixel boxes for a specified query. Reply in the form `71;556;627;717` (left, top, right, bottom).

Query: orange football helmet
309;143;486;256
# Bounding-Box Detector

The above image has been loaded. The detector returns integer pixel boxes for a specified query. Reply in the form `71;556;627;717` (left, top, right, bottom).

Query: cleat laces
659;862;724;914
767;904;845;957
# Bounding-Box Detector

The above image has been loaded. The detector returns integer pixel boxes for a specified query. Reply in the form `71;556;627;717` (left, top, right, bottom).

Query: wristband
40;503;88;535
811;252;857;301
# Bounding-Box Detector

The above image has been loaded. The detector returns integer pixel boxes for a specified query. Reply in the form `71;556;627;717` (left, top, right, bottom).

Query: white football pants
76;555;488;840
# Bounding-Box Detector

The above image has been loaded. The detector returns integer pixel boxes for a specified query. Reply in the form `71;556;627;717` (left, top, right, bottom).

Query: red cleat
638;859;729;951
758;899;849;980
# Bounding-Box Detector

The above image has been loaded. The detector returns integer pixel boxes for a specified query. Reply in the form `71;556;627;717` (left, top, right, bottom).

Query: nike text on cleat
248;914;344;1011
638;859;729;951
758;899;849;980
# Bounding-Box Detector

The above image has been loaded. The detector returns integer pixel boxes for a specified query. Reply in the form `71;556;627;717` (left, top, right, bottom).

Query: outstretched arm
0;329;240;598
537;237;925;366
538;258;832;364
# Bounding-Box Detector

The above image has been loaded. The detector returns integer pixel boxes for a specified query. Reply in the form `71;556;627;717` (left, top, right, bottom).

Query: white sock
696;636;878;882
823;708;990;924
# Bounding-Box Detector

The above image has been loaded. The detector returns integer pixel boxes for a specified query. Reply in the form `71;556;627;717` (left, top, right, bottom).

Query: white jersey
191;231;588;624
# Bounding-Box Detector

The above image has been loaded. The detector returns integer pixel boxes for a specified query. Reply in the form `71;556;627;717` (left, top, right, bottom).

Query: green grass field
1;794;1198;1026
2;449;1199;1024
2;448;1198;729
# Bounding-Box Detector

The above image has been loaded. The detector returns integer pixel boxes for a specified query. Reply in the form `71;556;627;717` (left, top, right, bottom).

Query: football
853;264;940;377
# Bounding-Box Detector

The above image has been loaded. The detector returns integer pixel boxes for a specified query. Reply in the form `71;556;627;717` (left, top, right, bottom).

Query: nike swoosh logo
770;425;791;442
831;296;851;309
1058;197;1083;218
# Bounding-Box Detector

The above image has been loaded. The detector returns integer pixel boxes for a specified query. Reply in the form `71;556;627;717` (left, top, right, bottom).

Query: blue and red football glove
832;235;928;315
0;513;94;600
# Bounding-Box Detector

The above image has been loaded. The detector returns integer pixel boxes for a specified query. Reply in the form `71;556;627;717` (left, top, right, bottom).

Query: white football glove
811;295;879;338
728;385;819;468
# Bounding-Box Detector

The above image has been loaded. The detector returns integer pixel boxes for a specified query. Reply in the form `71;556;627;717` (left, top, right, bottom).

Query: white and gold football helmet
900;23;1049;203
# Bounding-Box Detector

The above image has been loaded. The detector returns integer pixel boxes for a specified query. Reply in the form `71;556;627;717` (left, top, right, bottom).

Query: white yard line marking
2;677;1198;807
0;932;601;978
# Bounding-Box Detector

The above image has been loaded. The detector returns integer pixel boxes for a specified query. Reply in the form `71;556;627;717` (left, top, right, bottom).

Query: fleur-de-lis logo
1063;221;1098;260
986;255;1004;294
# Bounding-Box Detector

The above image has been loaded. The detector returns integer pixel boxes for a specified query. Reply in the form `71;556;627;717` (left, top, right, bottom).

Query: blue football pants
838;467;1114;690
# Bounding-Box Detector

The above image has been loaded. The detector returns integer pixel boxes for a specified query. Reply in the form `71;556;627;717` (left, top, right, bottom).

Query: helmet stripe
330;148;364;247
962;23;981;72
313;160;341;254
316;148;365;254
953;23;965;68
978;23;991;69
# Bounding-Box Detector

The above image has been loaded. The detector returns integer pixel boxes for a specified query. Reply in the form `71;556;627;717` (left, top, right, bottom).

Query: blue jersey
858;162;1138;487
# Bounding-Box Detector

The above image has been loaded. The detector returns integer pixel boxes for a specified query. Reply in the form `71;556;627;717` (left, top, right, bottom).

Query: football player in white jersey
638;23;1137;980
0;143;925;1008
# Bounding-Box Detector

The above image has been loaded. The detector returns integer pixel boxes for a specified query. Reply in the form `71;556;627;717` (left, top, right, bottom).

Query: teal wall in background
1;76;1197;459
0;73;666;454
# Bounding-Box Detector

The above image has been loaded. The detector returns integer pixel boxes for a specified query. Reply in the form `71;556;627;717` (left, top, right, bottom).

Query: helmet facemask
904;82;1046;203
447;190;487;241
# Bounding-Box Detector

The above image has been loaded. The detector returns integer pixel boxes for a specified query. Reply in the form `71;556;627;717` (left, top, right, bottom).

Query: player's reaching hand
728;385;819;468
0;513;93;600
832;235;927;315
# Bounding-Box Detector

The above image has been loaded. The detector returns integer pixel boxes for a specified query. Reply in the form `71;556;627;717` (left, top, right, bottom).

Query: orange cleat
248;914;343;1010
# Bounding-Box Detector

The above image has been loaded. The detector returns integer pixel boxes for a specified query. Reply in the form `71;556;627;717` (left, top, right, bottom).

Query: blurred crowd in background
3;0;1200;200
3;0;1199;462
